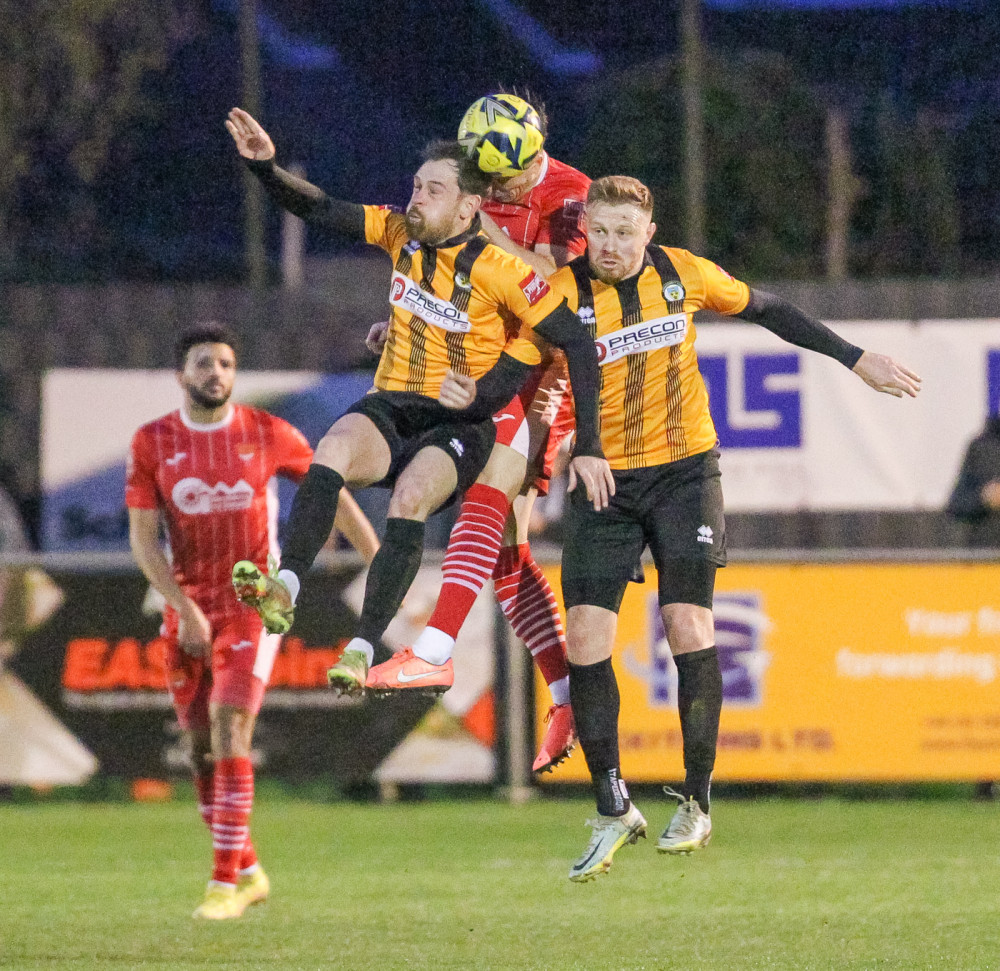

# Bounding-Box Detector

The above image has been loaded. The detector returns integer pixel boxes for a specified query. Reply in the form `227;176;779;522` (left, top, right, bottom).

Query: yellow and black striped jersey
364;207;564;397
549;245;750;470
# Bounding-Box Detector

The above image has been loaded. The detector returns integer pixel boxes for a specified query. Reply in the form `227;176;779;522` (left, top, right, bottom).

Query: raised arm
226;107;366;238
739;289;921;398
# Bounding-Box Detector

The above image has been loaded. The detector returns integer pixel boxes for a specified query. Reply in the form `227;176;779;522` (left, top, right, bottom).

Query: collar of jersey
178;403;236;432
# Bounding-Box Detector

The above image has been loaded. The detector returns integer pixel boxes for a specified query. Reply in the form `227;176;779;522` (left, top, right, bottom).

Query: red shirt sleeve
124;427;160;510
269;416;314;483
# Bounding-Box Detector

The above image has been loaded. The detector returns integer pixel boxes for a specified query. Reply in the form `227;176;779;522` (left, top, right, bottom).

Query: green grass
1;794;998;970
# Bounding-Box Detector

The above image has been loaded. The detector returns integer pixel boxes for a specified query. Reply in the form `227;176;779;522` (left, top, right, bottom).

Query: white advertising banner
39;322;1000;528
694;319;1000;510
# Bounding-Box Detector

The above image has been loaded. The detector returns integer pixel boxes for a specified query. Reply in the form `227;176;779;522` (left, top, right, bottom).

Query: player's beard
404;208;447;244
185;380;231;410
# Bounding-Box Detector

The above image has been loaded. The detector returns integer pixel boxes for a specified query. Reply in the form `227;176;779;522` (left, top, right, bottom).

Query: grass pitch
1;792;997;970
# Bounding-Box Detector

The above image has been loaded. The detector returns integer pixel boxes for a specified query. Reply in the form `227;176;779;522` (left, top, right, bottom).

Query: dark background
4;0;998;282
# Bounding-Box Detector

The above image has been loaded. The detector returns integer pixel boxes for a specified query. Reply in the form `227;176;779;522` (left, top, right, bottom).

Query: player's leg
656;594;717;855
192;620;276;920
361;408;508;693
562;477;647;881
234;408;391;634
495;487;575;772
329;443;460;695
187;714;262;897
642;449;726;854
162;629;252;911
370;441;524;687
384;386;533;677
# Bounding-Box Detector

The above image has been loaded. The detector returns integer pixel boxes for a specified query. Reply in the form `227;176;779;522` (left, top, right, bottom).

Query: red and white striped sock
494;544;570;699
416;484;509;662
195;768;258;872
211;757;254;886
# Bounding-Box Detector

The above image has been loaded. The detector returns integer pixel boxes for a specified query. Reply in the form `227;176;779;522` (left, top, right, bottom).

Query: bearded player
127;323;377;919
365;93;589;774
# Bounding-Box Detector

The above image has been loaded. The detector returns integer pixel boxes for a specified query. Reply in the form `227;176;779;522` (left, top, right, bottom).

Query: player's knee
478;445;527;501
210;706;254;758
313;432;353;475
661;604;713;654
387;480;436;521
565;605;616;666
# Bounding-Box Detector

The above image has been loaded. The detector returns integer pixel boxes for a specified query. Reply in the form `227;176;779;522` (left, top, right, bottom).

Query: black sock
355;517;425;645
569;658;629;816
675;646;722;814
281;464;345;579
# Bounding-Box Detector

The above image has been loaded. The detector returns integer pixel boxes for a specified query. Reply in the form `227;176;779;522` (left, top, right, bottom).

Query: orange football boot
366;648;454;696
533;703;577;773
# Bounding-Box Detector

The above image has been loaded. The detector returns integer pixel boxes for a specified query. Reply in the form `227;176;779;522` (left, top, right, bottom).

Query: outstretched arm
739;289;921;397
226;107;365;238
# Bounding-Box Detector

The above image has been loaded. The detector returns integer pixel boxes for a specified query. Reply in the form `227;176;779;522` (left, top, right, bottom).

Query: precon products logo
389;271;471;333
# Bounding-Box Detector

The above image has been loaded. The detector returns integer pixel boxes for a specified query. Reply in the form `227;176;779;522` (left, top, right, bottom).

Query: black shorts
345;391;496;501
562;449;725;613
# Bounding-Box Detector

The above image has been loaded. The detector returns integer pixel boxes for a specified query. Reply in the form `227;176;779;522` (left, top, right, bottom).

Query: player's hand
366;320;390;355
567;455;615;512
177;600;212;658
225;107;276;161
438;369;477;410
852;351;922;398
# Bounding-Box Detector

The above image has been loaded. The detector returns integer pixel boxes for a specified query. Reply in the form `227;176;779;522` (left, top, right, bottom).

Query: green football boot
232;556;294;635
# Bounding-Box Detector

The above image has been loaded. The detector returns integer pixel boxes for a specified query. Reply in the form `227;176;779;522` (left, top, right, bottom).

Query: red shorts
493;354;576;495
161;606;281;730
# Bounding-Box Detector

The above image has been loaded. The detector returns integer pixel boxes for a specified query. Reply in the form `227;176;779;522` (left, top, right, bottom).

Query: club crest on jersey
389;271;470;333
172;478;254;515
454;270;472;291
594;313;687;366
237;444;256;462
663;282;685;303
519;271;550;306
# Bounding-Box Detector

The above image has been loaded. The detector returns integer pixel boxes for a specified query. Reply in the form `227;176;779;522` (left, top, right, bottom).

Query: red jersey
125;404;312;620
482;154;590;259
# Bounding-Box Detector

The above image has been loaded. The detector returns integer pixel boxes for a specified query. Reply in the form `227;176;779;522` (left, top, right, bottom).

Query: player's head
458;91;547;204
174;322;238;411
405;140;491;245
584;176;657;286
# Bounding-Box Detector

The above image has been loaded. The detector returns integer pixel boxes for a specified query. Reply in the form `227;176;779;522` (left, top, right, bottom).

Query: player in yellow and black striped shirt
527;175;922;881
224;108;613;695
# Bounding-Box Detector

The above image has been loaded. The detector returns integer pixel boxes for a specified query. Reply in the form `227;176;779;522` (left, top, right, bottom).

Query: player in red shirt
365;94;588;773
127;323;377;920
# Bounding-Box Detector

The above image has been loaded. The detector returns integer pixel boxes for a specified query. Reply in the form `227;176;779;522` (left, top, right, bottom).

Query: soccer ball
457;93;544;177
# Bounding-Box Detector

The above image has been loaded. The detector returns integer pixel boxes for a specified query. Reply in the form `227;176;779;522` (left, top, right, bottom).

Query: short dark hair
420;139;493;197
173;322;239;370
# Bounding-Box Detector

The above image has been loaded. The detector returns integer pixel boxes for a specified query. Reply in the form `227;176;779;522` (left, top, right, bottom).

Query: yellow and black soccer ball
457;94;545;177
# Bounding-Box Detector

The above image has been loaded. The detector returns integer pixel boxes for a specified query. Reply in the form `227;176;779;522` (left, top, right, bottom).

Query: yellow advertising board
537;562;1000;782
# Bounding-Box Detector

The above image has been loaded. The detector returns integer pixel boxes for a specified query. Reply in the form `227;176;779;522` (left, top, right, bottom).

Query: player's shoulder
543;155;590;191
133;410;181;442
651;245;715;281
234;403;292;433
